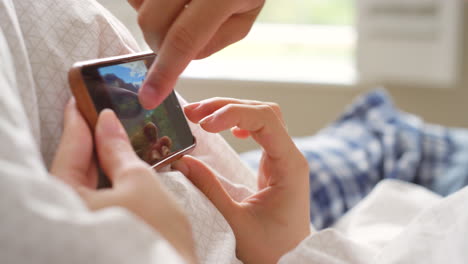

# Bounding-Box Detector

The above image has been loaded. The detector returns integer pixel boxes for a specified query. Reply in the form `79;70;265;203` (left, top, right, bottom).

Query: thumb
172;156;239;221
95;109;147;184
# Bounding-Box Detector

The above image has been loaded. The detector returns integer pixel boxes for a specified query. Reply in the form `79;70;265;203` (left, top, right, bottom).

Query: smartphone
69;52;196;186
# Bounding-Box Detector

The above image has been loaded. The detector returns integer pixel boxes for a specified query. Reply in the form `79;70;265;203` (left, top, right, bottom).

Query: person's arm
128;0;265;109
0;28;191;264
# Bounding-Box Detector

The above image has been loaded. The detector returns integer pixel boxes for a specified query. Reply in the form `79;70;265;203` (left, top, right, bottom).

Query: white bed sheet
2;0;468;263
0;0;255;263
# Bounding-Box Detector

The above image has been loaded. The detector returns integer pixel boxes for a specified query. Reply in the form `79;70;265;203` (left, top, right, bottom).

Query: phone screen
80;54;194;167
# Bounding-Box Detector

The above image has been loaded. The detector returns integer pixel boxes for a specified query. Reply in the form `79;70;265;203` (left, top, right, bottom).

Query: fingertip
186;106;210;126
171;157;189;176
140;62;178;110
139;83;161;110
98;108;117;122
184;102;200;112
199;115;214;126
180;155;201;166
172;155;209;181
231;127;250;139
96;109;127;140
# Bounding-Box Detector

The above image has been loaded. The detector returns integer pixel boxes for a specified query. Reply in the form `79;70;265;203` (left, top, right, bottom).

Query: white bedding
0;0;254;263
2;0;468;263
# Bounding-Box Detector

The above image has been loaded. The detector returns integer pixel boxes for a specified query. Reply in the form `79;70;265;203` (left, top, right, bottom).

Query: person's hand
172;98;311;264
50;99;197;264
128;0;265;109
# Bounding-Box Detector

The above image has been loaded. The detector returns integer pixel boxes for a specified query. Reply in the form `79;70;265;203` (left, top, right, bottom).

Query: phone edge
152;137;197;170
68;65;99;130
73;52;155;69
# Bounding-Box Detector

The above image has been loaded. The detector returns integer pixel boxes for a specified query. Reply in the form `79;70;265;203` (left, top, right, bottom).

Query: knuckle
258;104;276;117
211;96;226;102
136;10;150;30
266;102;281;112
233;28;250;43
167;25;196;56
137;13;163;48
299;155;310;172
223;103;241;115
204;97;225;106
264;102;284;122
151;65;173;85
290;150;310;177
195;44;216;60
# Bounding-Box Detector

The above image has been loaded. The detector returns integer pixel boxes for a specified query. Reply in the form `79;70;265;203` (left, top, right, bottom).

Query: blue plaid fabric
241;89;468;230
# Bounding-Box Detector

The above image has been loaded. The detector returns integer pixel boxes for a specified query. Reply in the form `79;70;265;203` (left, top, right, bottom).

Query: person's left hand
50;99;197;264
172;98;311;264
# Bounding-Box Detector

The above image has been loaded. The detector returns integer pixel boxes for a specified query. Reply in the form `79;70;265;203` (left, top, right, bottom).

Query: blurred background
98;0;467;153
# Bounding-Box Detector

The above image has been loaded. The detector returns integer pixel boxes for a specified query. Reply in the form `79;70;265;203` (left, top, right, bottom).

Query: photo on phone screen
81;55;194;167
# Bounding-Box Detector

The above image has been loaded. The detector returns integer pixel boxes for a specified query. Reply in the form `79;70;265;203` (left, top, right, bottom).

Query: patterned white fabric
0;0;255;263
280;179;468;264
2;0;468;263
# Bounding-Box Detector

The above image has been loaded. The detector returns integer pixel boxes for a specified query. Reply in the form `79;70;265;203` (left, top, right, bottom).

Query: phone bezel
68;52;196;170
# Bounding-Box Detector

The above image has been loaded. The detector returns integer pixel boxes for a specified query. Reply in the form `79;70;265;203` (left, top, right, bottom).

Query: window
183;0;356;84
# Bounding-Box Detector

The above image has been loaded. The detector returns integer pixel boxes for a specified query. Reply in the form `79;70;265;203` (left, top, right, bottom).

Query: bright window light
183;0;356;84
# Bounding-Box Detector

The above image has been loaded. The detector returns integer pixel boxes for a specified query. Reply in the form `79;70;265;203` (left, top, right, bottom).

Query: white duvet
1;0;468;263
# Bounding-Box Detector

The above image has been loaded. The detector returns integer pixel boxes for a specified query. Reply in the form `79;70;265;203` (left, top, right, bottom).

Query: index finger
139;0;232;109
184;97;285;124
199;103;293;160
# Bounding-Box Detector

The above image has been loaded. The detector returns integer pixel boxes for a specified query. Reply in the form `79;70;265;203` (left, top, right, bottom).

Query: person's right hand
173;98;311;264
128;0;265;109
51;100;197;264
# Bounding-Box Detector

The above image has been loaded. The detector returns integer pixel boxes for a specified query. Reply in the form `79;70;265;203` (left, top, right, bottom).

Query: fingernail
184;102;200;111
199;115;214;126
98;109;125;137
139;83;160;110
172;159;189;175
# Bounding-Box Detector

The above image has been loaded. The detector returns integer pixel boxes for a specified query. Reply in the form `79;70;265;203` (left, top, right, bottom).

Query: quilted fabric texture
1;0;256;262
4;1;468;263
